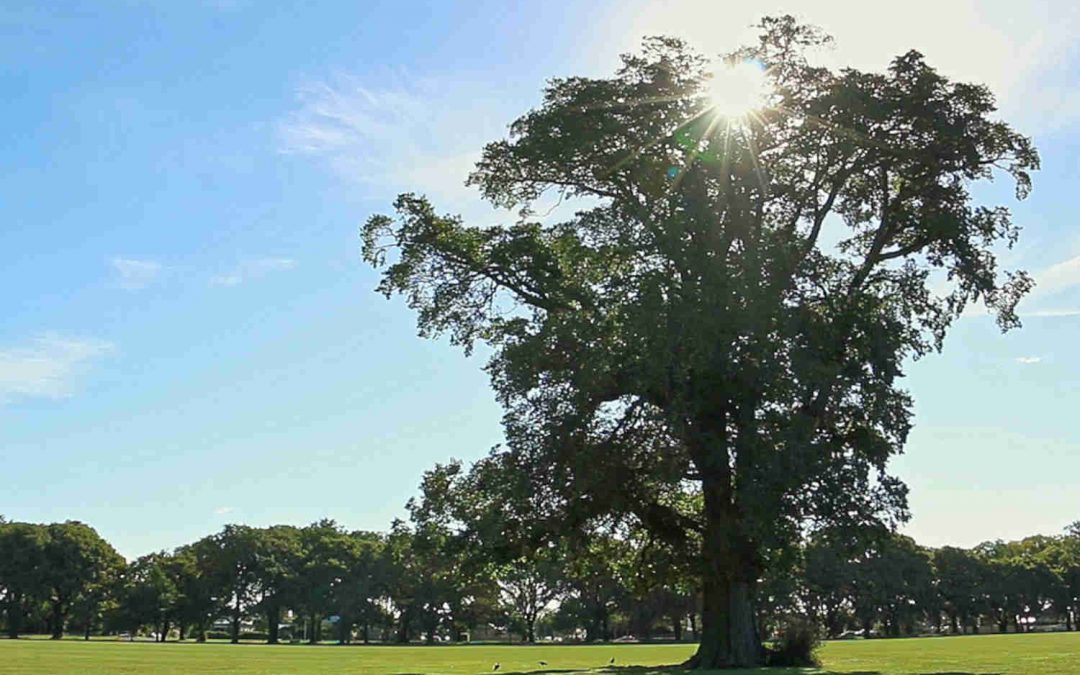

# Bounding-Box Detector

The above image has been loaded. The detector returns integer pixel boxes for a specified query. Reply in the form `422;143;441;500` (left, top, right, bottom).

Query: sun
705;60;769;119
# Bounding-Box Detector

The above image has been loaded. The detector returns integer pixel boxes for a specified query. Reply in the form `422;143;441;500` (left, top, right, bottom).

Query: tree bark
525;617;536;643
396;608;411;643
231;601;241;644
686;469;762;668
308;613;319;644
5;594;21;638
49;600;65;640
267;603;280;644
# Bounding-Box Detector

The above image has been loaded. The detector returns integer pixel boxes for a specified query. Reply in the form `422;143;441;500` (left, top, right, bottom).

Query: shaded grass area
1;632;1079;674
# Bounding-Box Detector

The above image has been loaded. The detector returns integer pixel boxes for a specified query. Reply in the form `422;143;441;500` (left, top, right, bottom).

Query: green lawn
1;632;1079;674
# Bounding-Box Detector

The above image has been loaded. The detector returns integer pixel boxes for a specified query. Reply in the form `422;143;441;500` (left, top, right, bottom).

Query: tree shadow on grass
393;667;1001;675
393;667;877;675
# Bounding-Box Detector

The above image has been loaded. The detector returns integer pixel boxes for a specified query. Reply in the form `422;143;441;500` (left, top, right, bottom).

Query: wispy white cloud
214;506;234;515
1033;254;1080;298
1025;308;1080;318
0;334;113;405
1016;356;1042;364
109;257;162;290
278;74;506;214
210;257;297;287
1008;254;1080;318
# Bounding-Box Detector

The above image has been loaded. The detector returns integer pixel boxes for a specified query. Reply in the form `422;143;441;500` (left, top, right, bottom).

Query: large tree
362;16;1036;666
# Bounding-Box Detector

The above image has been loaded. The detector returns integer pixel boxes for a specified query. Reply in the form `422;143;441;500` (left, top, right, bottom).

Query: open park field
2;633;1080;675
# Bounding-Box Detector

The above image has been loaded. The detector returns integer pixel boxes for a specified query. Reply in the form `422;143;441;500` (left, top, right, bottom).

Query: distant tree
1051;530;1080;630
363;15;1037;667
0;522;49;638
172;540;226;641
249;525;303;644
39;522;124;639
290;520;356;644
327;530;385;644
496;553;564;643
204;525;261;643
559;531;631;642
381;520;423;643
802;531;855;638
121;552;179;640
933;546;987;634
849;534;934;637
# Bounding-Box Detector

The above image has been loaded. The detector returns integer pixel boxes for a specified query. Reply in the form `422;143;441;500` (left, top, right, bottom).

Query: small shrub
766;616;822;667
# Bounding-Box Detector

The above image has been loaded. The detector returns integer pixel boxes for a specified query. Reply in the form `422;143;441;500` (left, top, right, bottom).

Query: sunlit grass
3;632;1080;674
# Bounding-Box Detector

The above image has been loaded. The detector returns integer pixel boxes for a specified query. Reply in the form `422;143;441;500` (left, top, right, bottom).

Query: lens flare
706;61;768;119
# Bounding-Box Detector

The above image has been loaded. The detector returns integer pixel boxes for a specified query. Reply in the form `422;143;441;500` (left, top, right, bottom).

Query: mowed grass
3;632;1080;675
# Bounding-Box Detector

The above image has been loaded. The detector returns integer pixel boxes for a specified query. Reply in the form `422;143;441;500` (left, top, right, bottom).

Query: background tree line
4;484;1080;644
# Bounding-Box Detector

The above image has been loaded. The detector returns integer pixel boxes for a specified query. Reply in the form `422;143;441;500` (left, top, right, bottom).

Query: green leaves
361;16;1037;659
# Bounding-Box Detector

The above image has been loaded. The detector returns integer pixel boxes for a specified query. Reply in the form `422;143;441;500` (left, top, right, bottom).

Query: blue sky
2;1;1079;559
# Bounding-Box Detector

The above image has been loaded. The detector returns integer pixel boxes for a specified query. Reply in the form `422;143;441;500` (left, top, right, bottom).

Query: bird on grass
538;661;548;666
492;663;500;671
609;657;616;665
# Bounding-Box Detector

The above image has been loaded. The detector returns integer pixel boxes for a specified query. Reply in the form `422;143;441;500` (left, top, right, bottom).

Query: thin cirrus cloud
0;334;113;405
1031;253;1080;299
1012;253;1080;318
209;257;297;287
1015;356;1042;365
277;73;504;214
109;257;163;290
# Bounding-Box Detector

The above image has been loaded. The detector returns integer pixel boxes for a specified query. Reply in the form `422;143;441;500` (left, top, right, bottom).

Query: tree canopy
363;15;1037;667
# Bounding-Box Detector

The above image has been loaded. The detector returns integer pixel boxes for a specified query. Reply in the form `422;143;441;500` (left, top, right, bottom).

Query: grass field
2;632;1080;674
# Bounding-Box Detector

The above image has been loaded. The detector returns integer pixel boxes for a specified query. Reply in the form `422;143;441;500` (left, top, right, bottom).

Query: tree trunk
308;613;319;644
267;603;280;644
5;595;21;638
362;621;370;644
179;624;186;641
84;624;91;641
338;617;353;645
686;469;762;668
50;601;65;640
231;602;241;644
396;610;410;643
672;613;683;641
688;612;697;641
